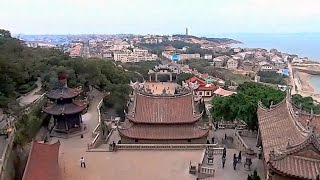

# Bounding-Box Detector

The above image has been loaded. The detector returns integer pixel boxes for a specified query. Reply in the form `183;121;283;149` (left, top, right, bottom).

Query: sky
1;0;320;35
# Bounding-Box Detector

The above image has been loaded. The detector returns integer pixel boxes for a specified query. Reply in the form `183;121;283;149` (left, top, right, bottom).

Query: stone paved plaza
144;82;178;95
49;89;264;180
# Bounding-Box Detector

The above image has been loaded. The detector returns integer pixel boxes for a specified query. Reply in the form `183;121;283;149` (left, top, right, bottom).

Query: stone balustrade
114;144;224;152
234;130;249;151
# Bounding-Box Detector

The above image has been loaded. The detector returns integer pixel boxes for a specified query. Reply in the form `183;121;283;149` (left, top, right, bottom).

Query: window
135;139;139;142
206;91;210;96
188;139;191;142
198;91;203;96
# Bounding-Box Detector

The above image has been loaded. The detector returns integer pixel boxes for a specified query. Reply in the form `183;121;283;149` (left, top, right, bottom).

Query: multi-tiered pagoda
118;83;210;144
43;72;87;134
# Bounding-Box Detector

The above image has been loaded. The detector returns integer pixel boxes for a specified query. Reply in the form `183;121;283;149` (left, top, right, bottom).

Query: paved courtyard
144;82;178;95
48;89;264;180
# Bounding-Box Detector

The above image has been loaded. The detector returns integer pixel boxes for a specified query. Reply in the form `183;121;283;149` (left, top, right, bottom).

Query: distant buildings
226;58;238;70
113;48;158;63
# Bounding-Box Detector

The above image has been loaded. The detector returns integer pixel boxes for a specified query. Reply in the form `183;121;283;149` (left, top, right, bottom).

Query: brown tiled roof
43;101;87;115
257;99;306;162
23;141;60;180
118;123;209;140
269;155;320;179
268;133;320;179
47;87;81;99
130;93;198;124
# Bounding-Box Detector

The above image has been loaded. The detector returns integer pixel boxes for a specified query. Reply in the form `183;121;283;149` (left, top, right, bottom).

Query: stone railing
89;99;104;149
0;128;15;179
234;130;249;151
237;129;257;138
114;144;224;151
198;166;215;176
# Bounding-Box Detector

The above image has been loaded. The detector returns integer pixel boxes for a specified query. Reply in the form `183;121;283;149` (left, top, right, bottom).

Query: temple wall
120;136;207;144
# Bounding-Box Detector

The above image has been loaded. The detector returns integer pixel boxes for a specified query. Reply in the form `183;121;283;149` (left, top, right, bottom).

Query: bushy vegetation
257;71;286;85
291;94;320;114
211;82;286;129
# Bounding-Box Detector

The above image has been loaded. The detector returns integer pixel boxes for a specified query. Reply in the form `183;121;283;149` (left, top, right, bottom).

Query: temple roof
257;99;306;162
268;133;320;179
47;87;81;99
186;76;206;85
257;97;320;179
43;101;87;115
23;141;60;180
127;92;200;124
118;123;209;140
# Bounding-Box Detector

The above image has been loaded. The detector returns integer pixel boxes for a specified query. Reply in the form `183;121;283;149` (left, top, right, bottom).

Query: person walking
233;154;237;170
80;157;86;168
238;151;242;163
222;155;226;168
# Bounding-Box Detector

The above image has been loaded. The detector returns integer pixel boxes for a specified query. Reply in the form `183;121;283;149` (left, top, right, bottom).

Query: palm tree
247;170;260;180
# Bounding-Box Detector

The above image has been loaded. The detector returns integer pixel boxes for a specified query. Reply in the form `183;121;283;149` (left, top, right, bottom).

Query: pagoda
43;72;87;134
117;83;210;144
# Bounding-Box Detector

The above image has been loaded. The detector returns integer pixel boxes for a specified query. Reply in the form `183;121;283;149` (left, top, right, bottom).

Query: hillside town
1;28;320;180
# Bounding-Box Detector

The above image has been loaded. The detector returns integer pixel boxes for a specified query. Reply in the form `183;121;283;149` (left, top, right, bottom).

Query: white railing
199;166;215;176
234;130;249;151
115;144;224;151
89;99;104;148
0;129;15;178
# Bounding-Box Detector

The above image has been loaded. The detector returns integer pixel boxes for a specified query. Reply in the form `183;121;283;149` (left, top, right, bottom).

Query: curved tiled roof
43;101;87;115
118;124;209;140
23;141;60;180
47;87;81;99
129;93;199;124
268;133;320;179
257;99;306;162
269;155;320;180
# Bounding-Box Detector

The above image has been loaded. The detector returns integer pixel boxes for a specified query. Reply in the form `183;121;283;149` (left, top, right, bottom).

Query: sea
203;33;320;91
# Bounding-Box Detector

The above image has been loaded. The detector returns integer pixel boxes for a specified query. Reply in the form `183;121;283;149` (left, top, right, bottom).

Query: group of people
221;148;243;170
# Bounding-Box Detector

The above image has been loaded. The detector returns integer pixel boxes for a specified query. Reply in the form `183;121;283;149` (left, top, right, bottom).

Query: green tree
211;82;286;130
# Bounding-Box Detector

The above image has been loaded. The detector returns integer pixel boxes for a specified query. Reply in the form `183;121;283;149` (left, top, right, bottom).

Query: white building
204;54;213;60
226;58;238;69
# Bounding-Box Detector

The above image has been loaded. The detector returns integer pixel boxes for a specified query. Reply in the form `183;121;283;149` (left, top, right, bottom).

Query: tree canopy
0;29;135;117
211;82;286;129
291;94;320;114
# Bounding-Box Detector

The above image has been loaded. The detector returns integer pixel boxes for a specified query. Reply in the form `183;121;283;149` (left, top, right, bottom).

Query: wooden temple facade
257;96;320;180
118;85;210;144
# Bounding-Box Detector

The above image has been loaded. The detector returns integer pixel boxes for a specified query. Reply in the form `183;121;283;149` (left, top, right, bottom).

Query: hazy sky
1;0;320;35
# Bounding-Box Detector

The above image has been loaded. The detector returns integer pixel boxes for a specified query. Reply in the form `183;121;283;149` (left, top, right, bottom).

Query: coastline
297;72;314;92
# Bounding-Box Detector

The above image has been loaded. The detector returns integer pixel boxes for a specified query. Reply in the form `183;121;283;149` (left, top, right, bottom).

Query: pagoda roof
127;92;200;124
43;101;87;115
118;123;209;140
47;87;81;99
22;141;60;180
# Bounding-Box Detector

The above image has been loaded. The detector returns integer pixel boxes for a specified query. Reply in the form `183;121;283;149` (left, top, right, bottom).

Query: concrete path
17;78;43;107
49;88;104;180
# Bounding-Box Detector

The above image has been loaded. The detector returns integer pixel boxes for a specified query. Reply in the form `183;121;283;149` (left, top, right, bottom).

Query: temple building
117;82;210;144
43;72;87;134
257;94;320;180
148;65;179;82
185;76;217;98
